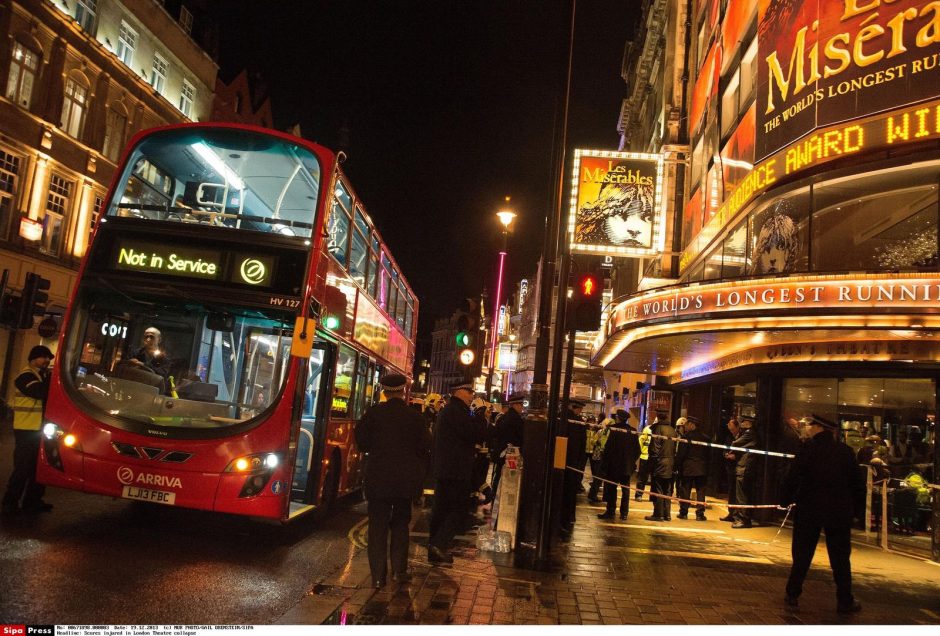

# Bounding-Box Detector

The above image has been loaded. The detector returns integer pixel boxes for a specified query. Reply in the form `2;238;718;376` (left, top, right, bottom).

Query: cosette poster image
571;151;662;256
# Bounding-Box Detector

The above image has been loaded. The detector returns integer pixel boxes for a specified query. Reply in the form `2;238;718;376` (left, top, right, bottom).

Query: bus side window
352;356;370;419
303;348;326;419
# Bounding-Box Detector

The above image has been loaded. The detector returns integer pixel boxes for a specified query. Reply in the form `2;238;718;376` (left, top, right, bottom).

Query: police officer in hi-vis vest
2;345;54;514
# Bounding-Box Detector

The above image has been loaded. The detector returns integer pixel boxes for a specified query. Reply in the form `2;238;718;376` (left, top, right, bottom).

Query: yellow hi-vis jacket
638;426;651;461
13;366;45;431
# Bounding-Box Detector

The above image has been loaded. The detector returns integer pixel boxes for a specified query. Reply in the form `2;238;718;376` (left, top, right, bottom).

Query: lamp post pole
485;206;515;397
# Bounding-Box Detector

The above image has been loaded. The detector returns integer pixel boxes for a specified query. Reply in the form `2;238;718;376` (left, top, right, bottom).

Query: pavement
278;486;940;626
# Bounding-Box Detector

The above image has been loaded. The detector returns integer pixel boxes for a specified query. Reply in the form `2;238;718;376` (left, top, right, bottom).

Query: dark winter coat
780;430;865;527
648;421;677;478
432;397;486;482
731;427;760;477
600;422;641;480
495;407;525;454
564;409;587;466
355;397;431;499
675;429;708;478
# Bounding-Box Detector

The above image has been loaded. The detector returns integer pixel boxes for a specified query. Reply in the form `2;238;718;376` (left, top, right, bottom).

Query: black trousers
734;474;752;523
561;469;581;531
678;475;707;515
367;497;412;582
652;475;674;519
2;429;45;509
588;458;604;499
492;458;505;493
786;522;854;605
635;459;651;498
603;473;631;517
429;479;471;551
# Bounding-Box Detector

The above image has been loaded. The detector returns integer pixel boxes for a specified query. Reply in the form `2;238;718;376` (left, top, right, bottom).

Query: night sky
216;1;637;348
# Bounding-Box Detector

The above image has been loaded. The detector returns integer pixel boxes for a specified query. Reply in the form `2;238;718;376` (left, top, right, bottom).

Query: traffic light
18;272;50;329
570;269;602;332
455;312;475;367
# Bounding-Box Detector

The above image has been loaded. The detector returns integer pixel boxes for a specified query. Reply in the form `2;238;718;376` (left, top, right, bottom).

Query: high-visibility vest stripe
13;367;43;431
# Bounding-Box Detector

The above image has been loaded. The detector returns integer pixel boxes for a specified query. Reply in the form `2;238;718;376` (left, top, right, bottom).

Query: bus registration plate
121;485;176;505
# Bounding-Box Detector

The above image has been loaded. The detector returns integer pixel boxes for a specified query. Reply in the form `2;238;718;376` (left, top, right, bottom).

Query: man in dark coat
730;418;760;528
560;398;587;538
492;393;525;492
598;409;640;520
676;415;709;520
645;412;677;522
355;374;431;588
428;381;486;563
719;418;741;521
781;414;865;614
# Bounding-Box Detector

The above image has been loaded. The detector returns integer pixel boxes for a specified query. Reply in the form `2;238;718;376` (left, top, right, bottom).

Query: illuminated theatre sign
569;149;665;258
680;0;940;272
757;0;940;160
609;275;940;331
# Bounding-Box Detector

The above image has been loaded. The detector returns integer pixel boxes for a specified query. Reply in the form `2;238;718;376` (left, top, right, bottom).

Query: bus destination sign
113;240;274;287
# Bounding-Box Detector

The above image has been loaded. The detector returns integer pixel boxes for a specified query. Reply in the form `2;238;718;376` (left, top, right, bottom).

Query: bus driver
127;327;171;385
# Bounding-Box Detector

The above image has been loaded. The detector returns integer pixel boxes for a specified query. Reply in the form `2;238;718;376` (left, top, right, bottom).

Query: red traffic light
578;273;599;298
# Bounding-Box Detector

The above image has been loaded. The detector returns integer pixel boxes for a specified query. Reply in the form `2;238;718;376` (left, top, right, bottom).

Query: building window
43;174;74;256
61;74;89;139
720;70;739;137
103;104;128;161
116;21;137;67
6;42;40;109
150;53;168;94
179;6;193;35
739;37;758;107
89;193;103;242
179;78;195;117
0;149;22;242
75;0;98;33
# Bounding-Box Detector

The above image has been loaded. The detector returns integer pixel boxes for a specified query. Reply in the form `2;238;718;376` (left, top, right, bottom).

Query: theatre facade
599;0;939;555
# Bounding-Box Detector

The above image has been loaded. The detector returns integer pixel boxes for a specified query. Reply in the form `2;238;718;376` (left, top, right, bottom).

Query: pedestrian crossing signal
455;331;471;347
570;271;602;332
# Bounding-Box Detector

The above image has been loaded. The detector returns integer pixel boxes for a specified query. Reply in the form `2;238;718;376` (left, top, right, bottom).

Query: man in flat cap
560;398;588;538
781;414;865;614
2;345;55;515
597;409;640;520
355;373;431;587
675;415;709;520
428;380;486;563
492;392;525;493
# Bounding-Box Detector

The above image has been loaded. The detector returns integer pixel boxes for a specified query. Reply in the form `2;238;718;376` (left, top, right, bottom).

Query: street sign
37;317;58;338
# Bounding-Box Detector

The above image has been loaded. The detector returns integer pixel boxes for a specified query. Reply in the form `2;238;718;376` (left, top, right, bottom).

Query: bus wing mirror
207;311;235;332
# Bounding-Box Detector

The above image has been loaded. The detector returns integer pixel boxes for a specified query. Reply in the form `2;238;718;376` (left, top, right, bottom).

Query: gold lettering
854;21;885;67
824;33;852;77
917;2;940;47
886;8;920;57
765;25;813;115
842;0;880;21
887;113;910;142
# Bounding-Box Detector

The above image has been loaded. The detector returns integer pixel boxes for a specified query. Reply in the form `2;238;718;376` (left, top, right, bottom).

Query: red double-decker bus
36;123;418;521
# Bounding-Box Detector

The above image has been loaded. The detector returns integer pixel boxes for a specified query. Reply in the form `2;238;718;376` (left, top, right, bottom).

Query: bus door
291;340;332;505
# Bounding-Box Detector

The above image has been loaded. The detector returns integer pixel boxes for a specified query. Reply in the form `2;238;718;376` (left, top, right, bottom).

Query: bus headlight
43;423;59;439
225;452;283;498
41;422;75;471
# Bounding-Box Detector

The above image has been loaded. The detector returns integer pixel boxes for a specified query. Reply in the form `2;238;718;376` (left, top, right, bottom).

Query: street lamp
486;202;516;397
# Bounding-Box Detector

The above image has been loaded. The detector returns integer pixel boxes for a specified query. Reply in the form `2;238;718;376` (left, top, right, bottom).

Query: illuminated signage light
681;98;940;272
112;240;274;287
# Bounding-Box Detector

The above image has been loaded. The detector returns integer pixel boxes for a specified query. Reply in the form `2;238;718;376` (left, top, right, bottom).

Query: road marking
597;521;727;534
348;518;368;549
618;546;772;564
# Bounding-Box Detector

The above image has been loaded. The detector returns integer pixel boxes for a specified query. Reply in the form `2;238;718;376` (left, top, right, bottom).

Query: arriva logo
116;466;183;489
239;258;266;285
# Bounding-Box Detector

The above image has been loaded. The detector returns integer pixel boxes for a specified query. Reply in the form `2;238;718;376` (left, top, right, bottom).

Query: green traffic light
456;331;470;347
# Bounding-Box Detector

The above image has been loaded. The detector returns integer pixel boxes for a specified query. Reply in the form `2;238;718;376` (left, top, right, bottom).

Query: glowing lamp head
496;210;516;229
235;457;250;471
42;423;58;439
62;434;77;448
323;315;340;330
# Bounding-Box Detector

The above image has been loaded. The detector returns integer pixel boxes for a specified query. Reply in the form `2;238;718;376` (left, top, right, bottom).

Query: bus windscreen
107;128;322;238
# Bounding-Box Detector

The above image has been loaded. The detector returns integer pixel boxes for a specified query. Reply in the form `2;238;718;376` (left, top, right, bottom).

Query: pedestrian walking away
730;418;759;528
428;381;486;564
675;415;709;520
597;409;640;520
355;373;431;588
781;413;865;614
2;345;55;515
645;411;677;522
560;398;588;539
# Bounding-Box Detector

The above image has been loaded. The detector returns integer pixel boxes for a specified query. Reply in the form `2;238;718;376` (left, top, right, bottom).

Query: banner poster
569;150;664;258
756;0;940;161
